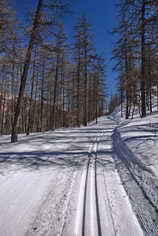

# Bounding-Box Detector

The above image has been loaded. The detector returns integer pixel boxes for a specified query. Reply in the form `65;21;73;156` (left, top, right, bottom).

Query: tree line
0;0;107;142
113;0;158;119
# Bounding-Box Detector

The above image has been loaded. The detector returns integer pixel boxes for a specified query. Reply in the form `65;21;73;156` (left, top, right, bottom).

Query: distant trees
0;2;107;140
108;94;121;115
0;0;22;134
73;16;94;126
73;16;107;126
113;0;158;119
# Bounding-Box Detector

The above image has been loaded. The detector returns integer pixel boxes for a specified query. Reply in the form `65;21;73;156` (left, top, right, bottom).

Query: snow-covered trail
61;118;143;236
0;117;144;236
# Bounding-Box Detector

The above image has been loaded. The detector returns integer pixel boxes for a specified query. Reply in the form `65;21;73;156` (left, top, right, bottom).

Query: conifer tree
74;16;94;126
11;0;68;142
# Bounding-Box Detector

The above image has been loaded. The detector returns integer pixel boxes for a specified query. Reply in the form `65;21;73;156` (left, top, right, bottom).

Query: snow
1;109;157;235
110;103;158;234
0;168;62;236
111;105;158;178
0;130;86;236
74;167;86;236
104;167;143;235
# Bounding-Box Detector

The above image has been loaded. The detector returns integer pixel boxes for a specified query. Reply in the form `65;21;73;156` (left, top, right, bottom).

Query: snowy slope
111;103;158;177
0;117;145;236
110;104;158;234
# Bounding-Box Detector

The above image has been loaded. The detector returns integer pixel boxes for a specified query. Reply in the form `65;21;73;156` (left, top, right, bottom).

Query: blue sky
13;0;118;96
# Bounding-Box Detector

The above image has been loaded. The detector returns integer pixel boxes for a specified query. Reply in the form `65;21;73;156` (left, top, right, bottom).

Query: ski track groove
0;118;152;236
74;135;103;236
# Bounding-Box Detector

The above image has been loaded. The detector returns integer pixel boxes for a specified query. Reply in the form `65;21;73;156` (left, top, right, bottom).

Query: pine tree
73;16;94;126
11;0;68;142
113;0;158;118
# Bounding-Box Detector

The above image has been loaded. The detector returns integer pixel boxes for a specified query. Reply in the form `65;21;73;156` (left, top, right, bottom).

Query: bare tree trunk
32;68;39;132
76;53;81;126
40;59;45;131
140;0;146;117
26;47;37;135
83;49;88;126
52;53;60;130
11;63;15;126
11;0;43;142
1;92;6;134
125;93;129;119
121;89;123;118
60;56;65;127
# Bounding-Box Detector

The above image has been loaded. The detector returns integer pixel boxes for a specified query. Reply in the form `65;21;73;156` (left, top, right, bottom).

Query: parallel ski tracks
74;136;102;236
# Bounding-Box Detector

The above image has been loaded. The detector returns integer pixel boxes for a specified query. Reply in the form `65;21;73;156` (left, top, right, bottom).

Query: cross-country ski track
1;116;158;235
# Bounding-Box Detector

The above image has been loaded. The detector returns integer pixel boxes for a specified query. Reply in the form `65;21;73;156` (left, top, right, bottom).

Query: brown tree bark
11;0;43;142
140;0;146;117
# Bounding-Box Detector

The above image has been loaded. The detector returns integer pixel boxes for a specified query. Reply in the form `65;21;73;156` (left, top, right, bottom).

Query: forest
111;0;158;119
0;1;158;235
0;0;107;142
1;0;158;141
